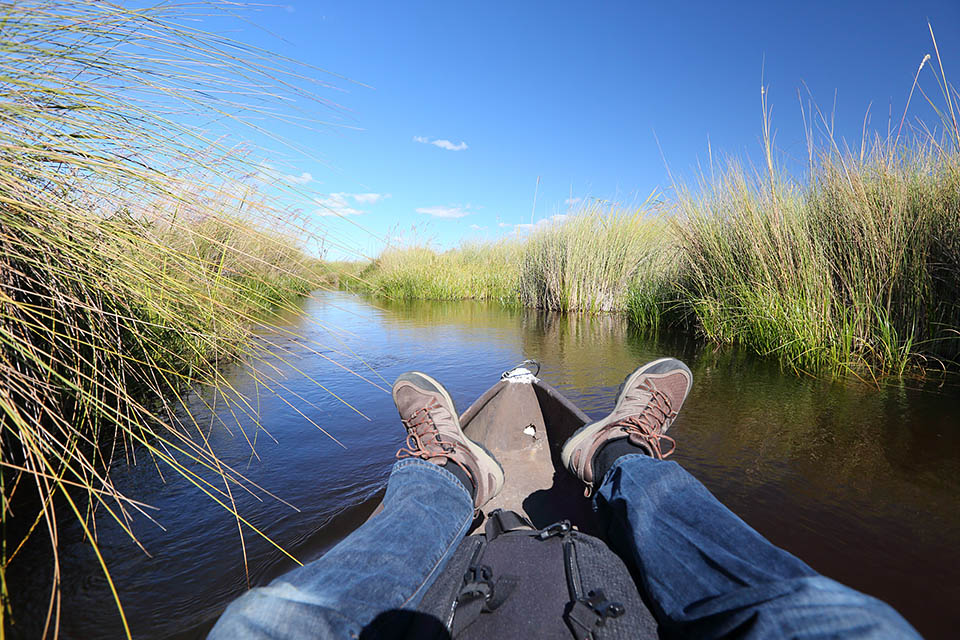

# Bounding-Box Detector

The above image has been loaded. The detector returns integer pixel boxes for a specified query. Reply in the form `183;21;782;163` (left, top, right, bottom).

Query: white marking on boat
503;367;537;383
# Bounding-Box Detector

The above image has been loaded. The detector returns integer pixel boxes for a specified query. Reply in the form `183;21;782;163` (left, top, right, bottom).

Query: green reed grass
361;240;523;302
359;137;960;377
1;2;338;637
677;141;960;376
676;24;960;376
356;205;675;314
518;202;675;314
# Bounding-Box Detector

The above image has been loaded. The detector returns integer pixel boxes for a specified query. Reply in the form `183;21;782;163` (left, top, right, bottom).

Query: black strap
452;565;519;635
452;512;574;636
561;534;626;639
451;591;486;636
484;508;534;541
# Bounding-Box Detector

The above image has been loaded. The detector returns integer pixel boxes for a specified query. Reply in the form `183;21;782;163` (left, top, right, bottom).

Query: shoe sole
395;371;505;496
560;357;690;471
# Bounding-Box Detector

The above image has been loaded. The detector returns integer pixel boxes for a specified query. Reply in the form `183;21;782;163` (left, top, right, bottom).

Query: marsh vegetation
1;2;337;636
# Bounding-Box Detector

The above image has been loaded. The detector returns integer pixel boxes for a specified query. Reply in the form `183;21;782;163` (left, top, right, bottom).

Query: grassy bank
354;204;675;313
676;142;960;375
353;138;960;377
1;3;334;637
361;241;522;301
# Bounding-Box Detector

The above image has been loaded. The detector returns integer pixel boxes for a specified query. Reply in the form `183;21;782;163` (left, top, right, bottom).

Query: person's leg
596;454;920;639
210;458;473;639
210;371;504;640
563;358;920;639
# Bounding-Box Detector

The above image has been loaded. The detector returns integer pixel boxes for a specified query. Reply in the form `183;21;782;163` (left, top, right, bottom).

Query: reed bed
357;206;674;313
357;145;960;376
361;240;522;302
677;142;960;375
1;2;335;637
518;204;676;314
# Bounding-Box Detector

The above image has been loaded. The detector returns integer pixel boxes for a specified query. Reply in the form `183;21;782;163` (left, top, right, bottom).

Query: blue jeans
209;456;919;639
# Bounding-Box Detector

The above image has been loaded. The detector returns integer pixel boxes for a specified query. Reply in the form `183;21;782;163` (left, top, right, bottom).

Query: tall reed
357;144;960;376
677;142;960;375
363;240;522;302
1;2;334;637
357;206;674;314
676;26;960;376
518;204;675;314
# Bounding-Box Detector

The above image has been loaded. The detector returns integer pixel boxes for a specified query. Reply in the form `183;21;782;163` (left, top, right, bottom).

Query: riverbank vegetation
676;139;960;375
356;138;960;376
354;40;960;377
1;3;333;637
363;241;522;301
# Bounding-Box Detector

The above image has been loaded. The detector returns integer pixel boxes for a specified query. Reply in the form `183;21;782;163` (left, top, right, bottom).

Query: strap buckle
583;589;625;621
461;564;494;600
537;520;572;540
566;588;626;635
486;508;535;540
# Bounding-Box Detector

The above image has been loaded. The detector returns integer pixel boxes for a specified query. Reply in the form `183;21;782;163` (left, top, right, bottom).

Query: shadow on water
10;291;960;639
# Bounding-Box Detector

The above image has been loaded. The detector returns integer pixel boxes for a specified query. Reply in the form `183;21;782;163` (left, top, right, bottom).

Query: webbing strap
453;566;519;635
451;512;577;637
484;508;534;541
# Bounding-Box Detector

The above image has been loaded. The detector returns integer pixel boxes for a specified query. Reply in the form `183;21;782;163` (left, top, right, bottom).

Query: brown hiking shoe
392;372;504;510
561;357;692;494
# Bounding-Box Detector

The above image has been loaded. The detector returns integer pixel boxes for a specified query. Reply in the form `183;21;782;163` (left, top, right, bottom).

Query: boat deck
459;367;600;534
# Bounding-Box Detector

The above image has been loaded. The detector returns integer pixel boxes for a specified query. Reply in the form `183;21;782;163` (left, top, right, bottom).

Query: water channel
13;291;960;638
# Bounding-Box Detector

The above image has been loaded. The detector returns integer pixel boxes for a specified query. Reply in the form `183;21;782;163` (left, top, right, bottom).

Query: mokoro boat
378;362;660;637
454;363;659;637
459;361;599;534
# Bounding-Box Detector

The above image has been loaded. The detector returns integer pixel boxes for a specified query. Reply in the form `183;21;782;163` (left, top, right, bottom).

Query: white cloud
314;194;362;217
416;205;472;219
313;192;390;216
257;163;316;186
469;224;486;230
413;136;468;151
565;197;581;205
498;222;513;228
432;139;468;151
351;192;389;204
284;171;314;185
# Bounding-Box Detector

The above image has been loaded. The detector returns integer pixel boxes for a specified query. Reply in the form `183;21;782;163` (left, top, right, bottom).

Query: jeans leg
595;454;920;639
209;458;474;640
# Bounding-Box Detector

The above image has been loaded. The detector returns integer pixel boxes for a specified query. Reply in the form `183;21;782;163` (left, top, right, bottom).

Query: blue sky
229;1;960;259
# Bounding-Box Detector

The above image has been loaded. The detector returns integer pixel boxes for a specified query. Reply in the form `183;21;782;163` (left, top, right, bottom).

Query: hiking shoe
561;357;693;493
392;372;504;510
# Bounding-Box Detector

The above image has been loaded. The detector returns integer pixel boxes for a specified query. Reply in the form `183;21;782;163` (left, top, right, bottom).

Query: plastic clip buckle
537;520;572;540
583;589;625;624
461;565;494;600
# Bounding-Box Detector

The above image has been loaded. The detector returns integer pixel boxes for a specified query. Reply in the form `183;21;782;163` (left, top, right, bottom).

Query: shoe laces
396;401;475;484
612;380;677;460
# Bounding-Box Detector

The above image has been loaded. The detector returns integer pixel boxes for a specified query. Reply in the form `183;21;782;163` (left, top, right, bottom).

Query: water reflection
11;292;959;639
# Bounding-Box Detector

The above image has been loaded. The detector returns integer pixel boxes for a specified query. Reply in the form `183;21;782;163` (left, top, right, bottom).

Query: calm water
12;291;960;638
